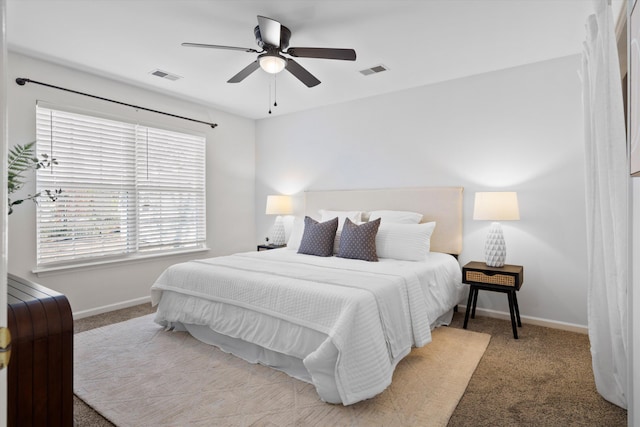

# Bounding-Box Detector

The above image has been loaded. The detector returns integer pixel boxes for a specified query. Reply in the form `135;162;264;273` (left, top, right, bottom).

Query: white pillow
287;217;304;250
319;210;363;253
319;209;362;225
375;222;436;261
368;210;423;224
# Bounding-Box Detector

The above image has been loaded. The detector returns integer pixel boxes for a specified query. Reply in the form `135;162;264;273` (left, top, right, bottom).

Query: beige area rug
74;314;490;427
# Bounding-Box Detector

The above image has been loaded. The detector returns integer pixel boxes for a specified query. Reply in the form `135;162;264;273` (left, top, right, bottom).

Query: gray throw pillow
297;216;339;257
337;217;381;262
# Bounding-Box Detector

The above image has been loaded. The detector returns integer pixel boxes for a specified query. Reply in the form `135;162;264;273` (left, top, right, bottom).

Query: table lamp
265;195;293;245
473;192;520;267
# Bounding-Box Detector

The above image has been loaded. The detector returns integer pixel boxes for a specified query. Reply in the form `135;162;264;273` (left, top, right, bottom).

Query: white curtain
581;0;628;409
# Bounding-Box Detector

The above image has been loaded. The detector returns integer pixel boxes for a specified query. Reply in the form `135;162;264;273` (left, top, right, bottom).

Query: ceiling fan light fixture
259;53;287;74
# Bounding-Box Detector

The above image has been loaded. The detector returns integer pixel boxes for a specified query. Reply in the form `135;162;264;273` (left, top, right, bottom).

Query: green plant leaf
7;143;38;195
7;141;62;215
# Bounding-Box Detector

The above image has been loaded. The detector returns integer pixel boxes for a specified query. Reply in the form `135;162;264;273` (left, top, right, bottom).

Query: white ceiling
6;0;624;120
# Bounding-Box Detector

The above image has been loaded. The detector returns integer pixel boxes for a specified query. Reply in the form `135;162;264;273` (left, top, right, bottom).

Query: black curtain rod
16;77;218;129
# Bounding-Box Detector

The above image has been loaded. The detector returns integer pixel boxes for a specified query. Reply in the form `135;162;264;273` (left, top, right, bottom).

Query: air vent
359;64;389;76
149;69;182;81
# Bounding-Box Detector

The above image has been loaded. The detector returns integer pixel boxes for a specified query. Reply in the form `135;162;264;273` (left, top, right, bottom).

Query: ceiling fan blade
182;42;259;53
257;15;281;47
227;60;260;83
287;47;356;61
285;58;321;88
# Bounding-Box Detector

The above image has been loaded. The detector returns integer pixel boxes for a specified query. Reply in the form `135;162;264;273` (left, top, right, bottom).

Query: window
35;105;206;268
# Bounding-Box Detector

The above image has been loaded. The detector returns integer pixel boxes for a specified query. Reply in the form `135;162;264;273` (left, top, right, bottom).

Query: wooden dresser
7;274;73;427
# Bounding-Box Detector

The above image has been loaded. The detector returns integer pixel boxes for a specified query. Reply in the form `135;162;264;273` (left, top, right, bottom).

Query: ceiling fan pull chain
268;81;272;114
274;74;278;107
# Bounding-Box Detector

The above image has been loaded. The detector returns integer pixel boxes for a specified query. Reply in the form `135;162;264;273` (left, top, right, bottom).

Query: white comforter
151;249;463;405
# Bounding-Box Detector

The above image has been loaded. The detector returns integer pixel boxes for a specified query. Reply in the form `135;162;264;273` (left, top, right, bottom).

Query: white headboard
304;187;464;255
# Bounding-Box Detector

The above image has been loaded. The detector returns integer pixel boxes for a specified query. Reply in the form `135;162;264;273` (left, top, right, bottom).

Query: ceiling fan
182;15;356;88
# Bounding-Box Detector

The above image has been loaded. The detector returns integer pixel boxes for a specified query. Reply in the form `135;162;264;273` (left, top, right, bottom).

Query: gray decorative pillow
337;217;381;262
297;216;339;257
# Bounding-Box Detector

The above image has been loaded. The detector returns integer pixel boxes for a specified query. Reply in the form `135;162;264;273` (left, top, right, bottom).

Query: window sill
32;247;210;277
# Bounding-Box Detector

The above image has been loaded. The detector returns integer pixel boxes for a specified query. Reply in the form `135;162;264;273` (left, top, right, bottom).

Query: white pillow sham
375;222;436;261
319;209;362;225
287;217;305;250
368;210;423;224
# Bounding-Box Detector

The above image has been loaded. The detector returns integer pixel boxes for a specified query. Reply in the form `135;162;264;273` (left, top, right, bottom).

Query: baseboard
459;305;588;334
72;296;152;320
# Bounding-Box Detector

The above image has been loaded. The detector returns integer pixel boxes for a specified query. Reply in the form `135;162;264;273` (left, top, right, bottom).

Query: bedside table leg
512;291;522;327
507;291;519;339
471;287;478;319
463;287;475;329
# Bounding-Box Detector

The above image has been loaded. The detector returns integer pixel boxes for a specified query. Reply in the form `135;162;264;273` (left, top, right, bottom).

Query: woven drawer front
466;271;515;287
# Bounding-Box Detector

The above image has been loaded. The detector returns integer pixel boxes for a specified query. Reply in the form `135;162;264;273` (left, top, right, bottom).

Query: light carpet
74;314;490;427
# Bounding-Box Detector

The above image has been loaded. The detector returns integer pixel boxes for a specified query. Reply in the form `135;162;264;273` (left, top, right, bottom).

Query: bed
151;187;465;405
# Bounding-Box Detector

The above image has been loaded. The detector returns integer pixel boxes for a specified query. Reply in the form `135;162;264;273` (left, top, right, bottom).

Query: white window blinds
36;105;206;267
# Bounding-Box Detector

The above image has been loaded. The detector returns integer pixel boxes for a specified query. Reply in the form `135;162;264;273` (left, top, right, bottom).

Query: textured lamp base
269;216;286;245
484;222;506;267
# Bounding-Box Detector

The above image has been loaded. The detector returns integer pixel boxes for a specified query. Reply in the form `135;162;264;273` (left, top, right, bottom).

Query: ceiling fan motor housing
254;25;291;50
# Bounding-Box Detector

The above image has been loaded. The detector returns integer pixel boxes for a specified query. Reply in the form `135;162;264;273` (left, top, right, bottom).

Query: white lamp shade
265;195;293;215
259;55;286;74
473;192;520;221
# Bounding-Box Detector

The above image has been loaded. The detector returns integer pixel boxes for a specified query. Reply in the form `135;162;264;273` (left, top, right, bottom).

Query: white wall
7;52;256;317
256;54;588;328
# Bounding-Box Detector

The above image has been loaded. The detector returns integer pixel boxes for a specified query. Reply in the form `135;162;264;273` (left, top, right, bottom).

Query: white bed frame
304;186;464;255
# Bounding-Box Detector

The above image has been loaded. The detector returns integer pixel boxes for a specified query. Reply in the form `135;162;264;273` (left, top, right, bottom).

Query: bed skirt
166;308;454;405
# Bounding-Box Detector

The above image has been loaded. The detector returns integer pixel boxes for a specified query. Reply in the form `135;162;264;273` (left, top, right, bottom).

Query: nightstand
462;261;524;339
257;244;286;251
